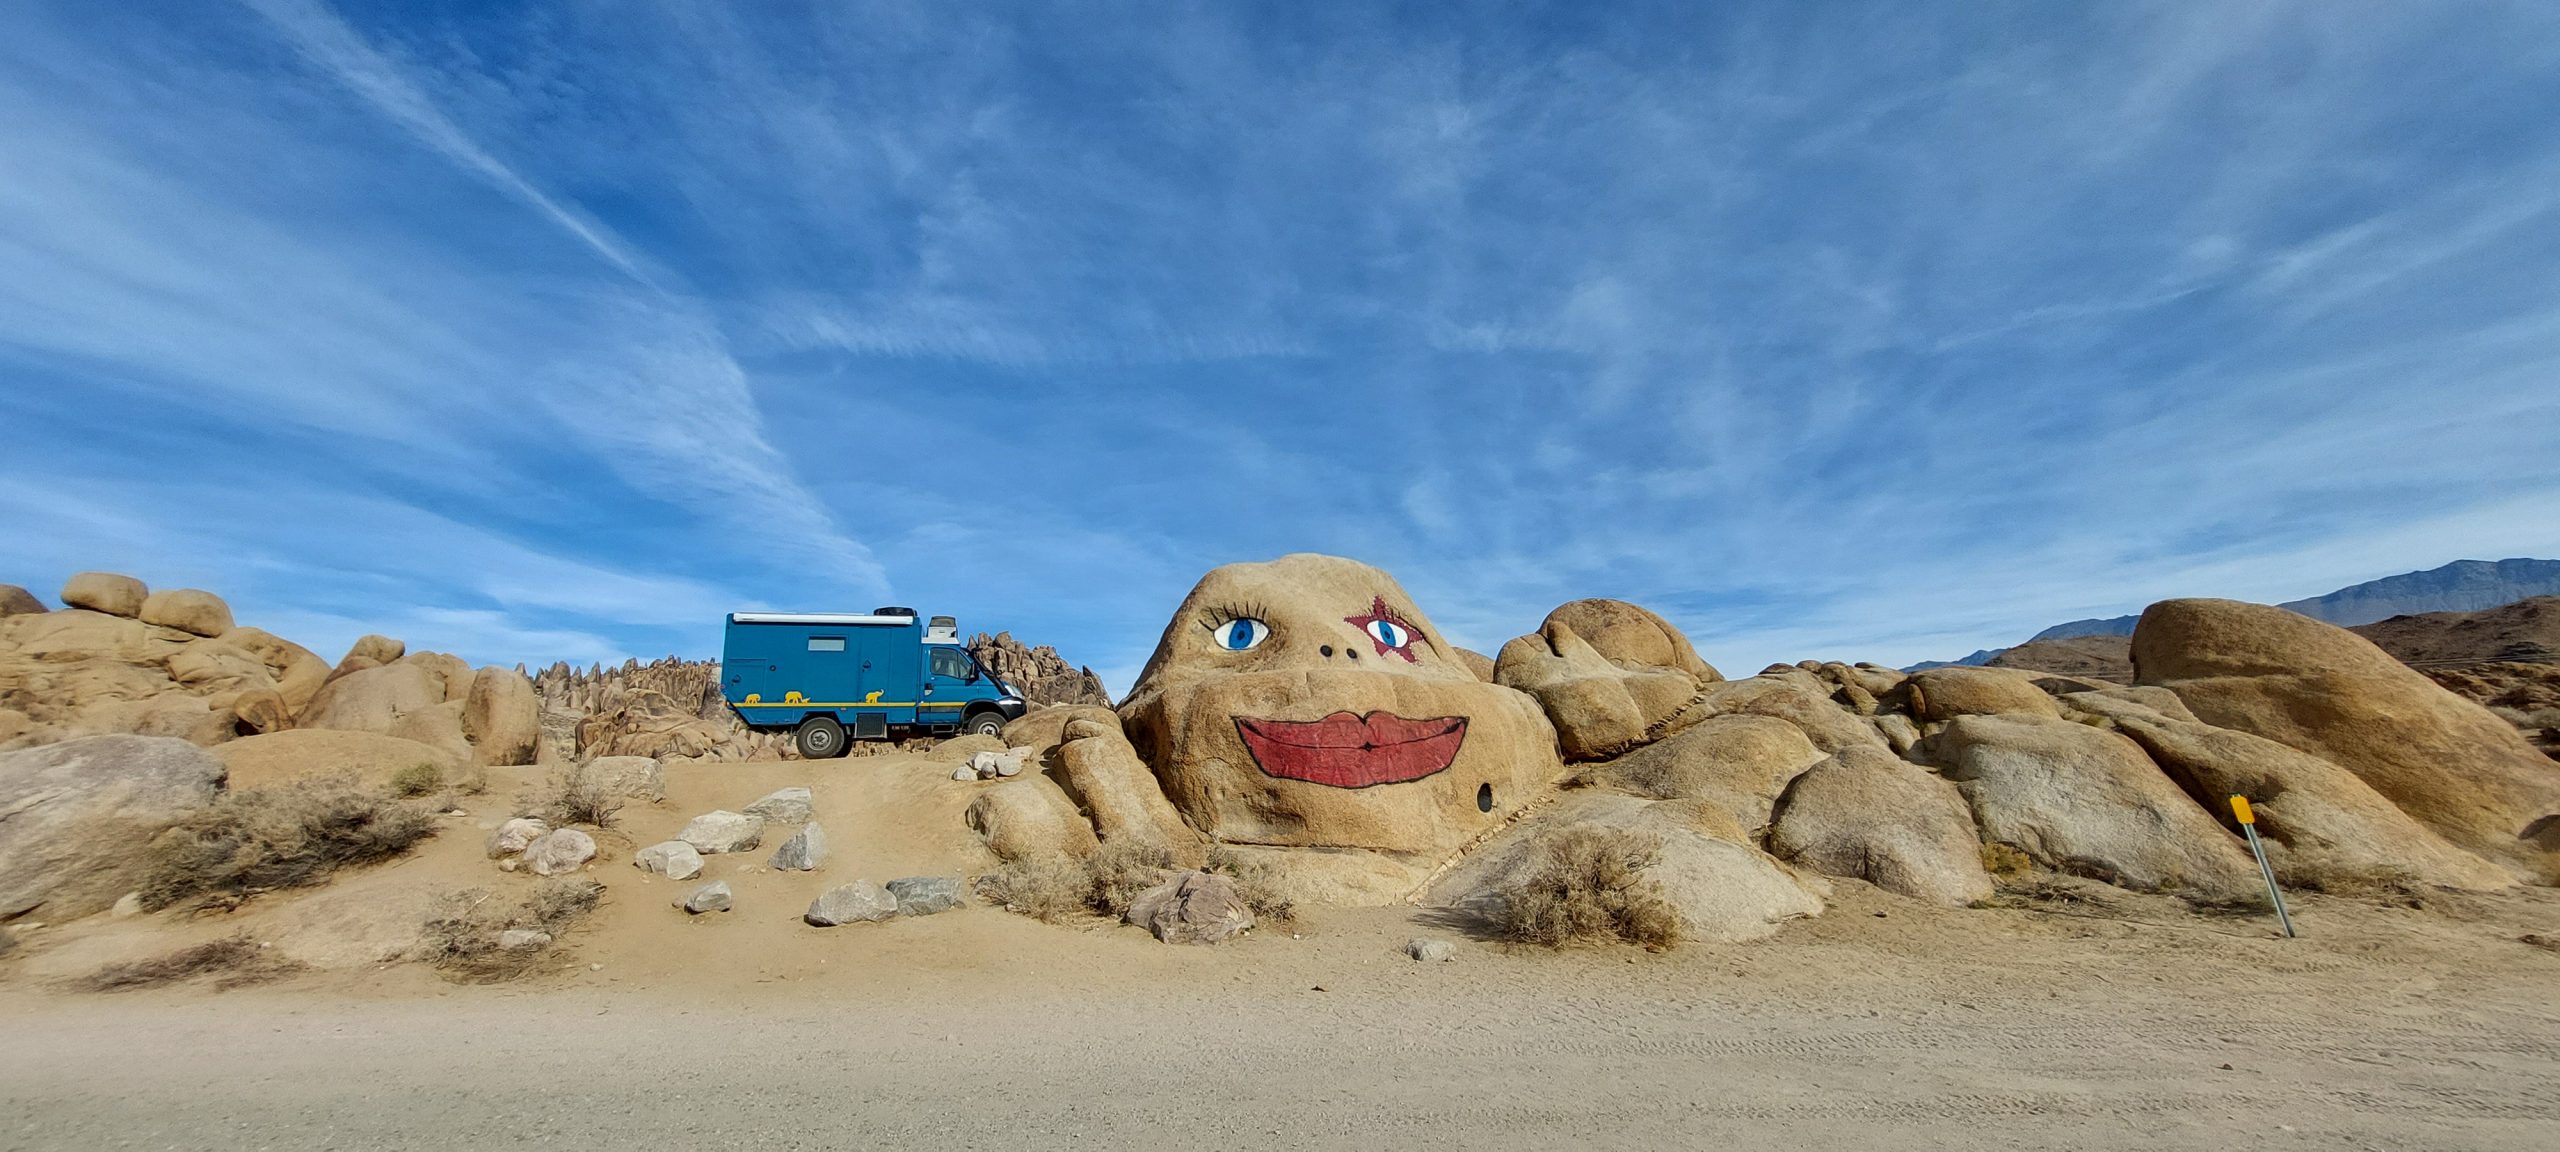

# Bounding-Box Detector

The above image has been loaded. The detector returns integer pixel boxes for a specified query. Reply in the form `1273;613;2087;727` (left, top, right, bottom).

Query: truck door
924;646;976;729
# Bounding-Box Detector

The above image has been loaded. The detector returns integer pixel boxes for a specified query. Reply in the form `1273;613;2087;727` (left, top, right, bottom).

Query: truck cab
720;608;1026;758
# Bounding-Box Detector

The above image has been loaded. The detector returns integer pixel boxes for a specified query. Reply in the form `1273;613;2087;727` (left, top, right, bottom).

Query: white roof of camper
729;612;916;626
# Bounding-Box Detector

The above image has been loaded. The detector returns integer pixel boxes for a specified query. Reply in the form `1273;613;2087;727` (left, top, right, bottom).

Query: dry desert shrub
1492;827;1681;949
975;855;1090;922
1205;846;1296;925
137;776;437;911
415;877;605;982
388;761;443;798
71;933;305;993
518;764;622;829
976;841;1180;923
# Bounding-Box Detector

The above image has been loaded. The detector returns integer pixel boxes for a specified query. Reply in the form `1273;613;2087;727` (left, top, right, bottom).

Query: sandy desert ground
5;752;2557;1151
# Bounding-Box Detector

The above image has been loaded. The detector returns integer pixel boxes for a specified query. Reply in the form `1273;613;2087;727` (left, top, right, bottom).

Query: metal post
2229;795;2295;938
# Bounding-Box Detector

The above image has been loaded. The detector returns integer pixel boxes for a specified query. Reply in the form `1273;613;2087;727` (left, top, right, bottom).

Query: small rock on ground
885;876;964;916
805;881;898;926
633;840;704;880
681;881;733;915
679;810;765;854
522;828;597;877
743;786;813;825
768;822;827;871
485;817;549;858
496;929;553;951
1405;938;1457;962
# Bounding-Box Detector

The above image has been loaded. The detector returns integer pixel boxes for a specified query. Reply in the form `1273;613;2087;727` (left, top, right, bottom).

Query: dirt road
8;884;2556;1151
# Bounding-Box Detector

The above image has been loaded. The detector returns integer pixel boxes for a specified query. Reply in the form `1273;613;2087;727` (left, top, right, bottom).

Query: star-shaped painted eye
1344;596;1422;663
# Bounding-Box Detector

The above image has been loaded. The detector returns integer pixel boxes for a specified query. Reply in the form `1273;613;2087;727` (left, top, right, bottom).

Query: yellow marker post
2230;795;2296;938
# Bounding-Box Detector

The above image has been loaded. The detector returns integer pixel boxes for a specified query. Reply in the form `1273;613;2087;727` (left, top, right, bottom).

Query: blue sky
6;1;2560;692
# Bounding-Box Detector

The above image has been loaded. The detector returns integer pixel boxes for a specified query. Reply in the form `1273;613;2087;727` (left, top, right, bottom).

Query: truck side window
931;649;972;680
808;637;845;652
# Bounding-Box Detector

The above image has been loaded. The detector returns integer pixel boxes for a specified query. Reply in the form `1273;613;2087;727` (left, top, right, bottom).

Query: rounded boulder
59;572;147;618
138;589;234;637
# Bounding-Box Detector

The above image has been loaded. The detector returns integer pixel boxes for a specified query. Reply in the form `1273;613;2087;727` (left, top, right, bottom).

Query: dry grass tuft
1979;841;2035;881
388;762;444;798
415;877;606;982
1205;846;1296;925
137;776;437;912
1492;827;1681;949
976;841;1183;923
72;933;305;992
518;764;623;829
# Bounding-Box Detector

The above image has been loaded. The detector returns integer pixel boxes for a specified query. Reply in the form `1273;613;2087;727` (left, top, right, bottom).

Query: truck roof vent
871;605;918;618
929;615;956;631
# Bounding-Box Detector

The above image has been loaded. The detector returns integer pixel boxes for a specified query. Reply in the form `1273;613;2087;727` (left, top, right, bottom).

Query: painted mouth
1233;711;1468;789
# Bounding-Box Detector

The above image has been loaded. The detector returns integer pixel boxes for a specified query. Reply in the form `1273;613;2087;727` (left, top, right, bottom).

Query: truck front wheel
963;710;1005;738
795;715;848;759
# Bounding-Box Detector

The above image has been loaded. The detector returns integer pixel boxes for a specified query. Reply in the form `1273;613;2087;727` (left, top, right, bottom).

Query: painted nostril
1348;649;1358;660
1320;645;1333;657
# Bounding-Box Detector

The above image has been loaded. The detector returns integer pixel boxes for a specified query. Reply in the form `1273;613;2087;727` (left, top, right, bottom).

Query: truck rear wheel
795;715;848;759
964;711;1005;738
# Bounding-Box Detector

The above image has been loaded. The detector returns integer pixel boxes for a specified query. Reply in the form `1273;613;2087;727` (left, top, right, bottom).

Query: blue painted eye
1214;618;1269;651
1366;619;1408;650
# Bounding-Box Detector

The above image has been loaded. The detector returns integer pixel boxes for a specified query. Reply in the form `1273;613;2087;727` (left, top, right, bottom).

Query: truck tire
795;715;848;759
964;711;1005;738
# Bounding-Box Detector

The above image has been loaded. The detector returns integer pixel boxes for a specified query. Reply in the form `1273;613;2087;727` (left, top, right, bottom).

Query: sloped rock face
965;775;1100;862
1056;719;1201;864
968;631;1109;707
1924;714;2260;899
1120;554;1564;859
0;585;45;618
2108;710;2512;891
2133;598;2560;881
0;734;226;919
1768;746;1993;907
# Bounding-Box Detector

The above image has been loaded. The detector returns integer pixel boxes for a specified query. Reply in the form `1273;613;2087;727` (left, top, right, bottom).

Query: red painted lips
1233;711;1468;789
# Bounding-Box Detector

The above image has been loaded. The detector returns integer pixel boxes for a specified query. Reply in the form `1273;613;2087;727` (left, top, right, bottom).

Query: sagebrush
976;840;1180;923
519;764;623;829
1205;846;1296;925
72;934;304;992
1492;827;1681;949
415;877;606;982
137;776;436;911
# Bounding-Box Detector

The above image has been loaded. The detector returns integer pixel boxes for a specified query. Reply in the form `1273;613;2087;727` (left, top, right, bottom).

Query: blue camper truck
720;608;1025;758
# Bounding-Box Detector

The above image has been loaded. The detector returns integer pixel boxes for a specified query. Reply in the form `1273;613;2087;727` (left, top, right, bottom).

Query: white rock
742;787;813;825
485;817;550;859
952;765;977;781
679;810;765;854
804;881;898;926
633;840;704;880
523;828;597;877
497;928;553;951
1404;938;1456;962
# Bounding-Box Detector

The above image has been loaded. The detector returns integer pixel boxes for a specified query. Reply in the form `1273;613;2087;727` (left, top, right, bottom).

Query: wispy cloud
4;2;2559;690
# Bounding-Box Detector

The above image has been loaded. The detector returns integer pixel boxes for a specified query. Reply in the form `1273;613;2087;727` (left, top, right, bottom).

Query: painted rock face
1118;554;1564;856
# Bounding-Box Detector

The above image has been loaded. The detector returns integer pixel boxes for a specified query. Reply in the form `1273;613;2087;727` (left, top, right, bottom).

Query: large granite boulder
1494;602;1707;761
1119;555;1565;860
59;572;146;618
0;735;226;919
1767;745;1993;906
1923;714;2258;898
2133;598;2560;881
1584;713;1824;835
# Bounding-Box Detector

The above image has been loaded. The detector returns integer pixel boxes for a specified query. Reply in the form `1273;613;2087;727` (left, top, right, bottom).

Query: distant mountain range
1906;558;2560;672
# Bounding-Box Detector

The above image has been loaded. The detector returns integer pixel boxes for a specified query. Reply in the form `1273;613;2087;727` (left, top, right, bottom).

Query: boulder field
959;553;2554;946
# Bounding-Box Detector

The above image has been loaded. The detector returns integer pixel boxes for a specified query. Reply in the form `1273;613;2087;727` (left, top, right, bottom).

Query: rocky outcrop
1898;666;2064;723
0;585;45;618
1584;714;1824;835
532;657;795;765
462;666;540;768
2133;598;2560;881
967;632;1109;706
1495;601;1710;761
